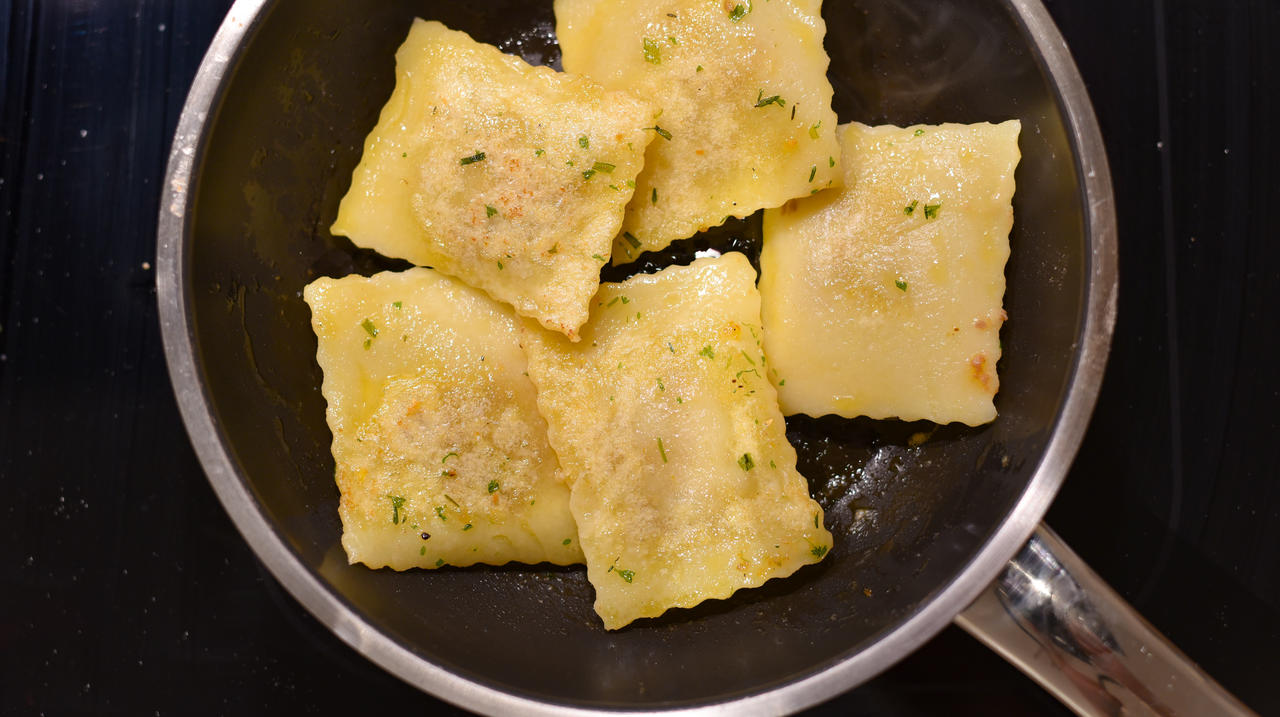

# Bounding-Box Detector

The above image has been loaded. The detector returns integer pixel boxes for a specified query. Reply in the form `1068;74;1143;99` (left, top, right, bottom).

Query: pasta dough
303;268;583;570
522;253;831;629
330;19;657;340
555;0;841;263
760;121;1020;425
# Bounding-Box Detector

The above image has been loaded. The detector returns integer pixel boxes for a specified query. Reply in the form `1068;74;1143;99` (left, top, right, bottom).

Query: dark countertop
2;1;1276;714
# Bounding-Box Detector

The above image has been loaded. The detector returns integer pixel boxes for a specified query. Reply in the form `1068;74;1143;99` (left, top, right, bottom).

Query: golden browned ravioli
303;268;583;570
761;121;1021;426
556;0;841;263
522;253;831;629
330;19;657;340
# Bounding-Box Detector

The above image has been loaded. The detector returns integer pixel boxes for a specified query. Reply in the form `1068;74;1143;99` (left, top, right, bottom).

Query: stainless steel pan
156;0;1250;713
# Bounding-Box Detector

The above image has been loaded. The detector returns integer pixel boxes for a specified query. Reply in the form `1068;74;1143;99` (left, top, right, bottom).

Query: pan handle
954;523;1255;716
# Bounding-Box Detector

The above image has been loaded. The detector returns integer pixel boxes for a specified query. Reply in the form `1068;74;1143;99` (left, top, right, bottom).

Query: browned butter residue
969;352;991;389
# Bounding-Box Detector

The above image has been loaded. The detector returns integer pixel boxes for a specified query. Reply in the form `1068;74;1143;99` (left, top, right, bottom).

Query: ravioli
760;121;1021;425
330;19;657;340
522;253;831;629
556;0;841;263
303;268;583;570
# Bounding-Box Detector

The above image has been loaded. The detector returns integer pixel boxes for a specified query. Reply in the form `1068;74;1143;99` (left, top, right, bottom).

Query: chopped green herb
619;296;630;304
754;89;785;108
668;35;678;45
563;538;572;545
607;296;621;307
656;377;665;391
435;558;444;567
435;506;447;521
924;203;941;219
420;545;426;556
592;161;616;174
895;277;908;291
548;243;559;255
770;459;777;469
401;152;408;158
738;453;755;471
829;156;835;167
651;187;658;204
363;338;371;350
778;378;786;386
459;151;486;165
643;38;661;64
579;135;590;149
487;480;500;494
617;569;635;583
392;301;402;309
592;253;607;262
582;169;596;180
361;318;378;339
740;350;756;365
808;165;817;182
699;345;715;359
904;199;918;215
729;2;750;21
657;437;668;463
811;544;829;558
496;260;504;270
626;179;636;188
646;125;672;140
442;452;458;464
486;204;498;218
463;523;473;531
667;342;676;353
535;148;546;157
696;64;704;72
814;512;820;529
914;128;925;136
809;121;822;139
388;495;406;524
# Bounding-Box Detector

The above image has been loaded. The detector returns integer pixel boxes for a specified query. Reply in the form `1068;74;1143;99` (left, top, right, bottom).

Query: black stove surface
2;1;1276;715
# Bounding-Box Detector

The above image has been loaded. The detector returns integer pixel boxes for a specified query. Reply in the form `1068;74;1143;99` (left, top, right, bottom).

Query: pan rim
155;0;1118;713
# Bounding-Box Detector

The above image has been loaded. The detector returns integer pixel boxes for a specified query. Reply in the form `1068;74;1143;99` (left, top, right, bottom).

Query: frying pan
155;0;1250;714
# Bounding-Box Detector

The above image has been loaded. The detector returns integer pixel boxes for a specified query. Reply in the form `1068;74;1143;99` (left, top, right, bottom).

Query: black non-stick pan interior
184;0;1085;707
